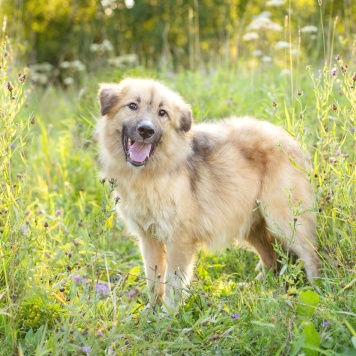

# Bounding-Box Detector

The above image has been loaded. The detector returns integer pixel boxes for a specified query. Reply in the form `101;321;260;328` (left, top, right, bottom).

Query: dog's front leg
139;236;166;305
163;241;196;312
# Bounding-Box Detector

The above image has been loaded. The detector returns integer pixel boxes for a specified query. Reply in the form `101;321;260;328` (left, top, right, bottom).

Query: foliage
1;0;355;71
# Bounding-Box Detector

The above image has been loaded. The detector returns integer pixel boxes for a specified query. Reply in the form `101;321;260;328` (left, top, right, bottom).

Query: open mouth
122;131;157;167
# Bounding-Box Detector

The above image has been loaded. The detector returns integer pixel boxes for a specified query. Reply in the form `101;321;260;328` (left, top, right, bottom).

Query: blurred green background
1;0;355;77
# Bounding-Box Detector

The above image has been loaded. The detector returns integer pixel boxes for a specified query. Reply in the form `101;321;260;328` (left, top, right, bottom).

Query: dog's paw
255;271;265;281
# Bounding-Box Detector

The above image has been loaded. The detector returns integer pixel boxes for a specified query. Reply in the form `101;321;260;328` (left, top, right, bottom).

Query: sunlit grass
1;27;356;356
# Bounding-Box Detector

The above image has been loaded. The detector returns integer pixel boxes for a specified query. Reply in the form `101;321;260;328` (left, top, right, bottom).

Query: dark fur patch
192;136;210;160
99;87;119;116
179;108;192;132
186;155;201;194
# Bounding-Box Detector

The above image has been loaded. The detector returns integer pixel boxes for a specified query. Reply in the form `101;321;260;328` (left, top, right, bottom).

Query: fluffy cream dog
96;78;321;310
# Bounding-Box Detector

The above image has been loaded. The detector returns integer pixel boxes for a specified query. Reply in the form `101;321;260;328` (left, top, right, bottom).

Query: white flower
30;62;53;72
301;25;318;33
275;41;290;49
261;56;272;63
72;60;86;71
291;49;300;56
266;0;285;6
280;69;291;76
247;13;282;32
252;49;263;57
90;43;100;52
63;77;74;86
60;61;70;69
102;40;114;52
243;32;259;41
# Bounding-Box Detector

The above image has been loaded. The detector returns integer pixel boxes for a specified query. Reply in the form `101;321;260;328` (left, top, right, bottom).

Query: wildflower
18;74;26;83
55;209;62;215
300;25;318;33
266;0;285;6
231;313;241;320
252;49;263;57
275;41;290;49
329;157;336;163
39;209;45;215
341;65;348;74
114;196;121;204
128;288;141;300
6;81;14;92
72;275;86;284
247;12;282;32
63;77;74;86
270;315;277;322
95;283;110;297
331;103;338;111
80;346;92;354
261;56;272;63
322;321;330;326
243;32;259;41
331;67;337;77
102;39;113;52
280;69;291;76
21;224;30;236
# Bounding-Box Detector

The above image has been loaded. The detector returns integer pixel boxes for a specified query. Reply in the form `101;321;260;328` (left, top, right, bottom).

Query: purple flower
80;346;92;354
21;224;30;236
55;209;62;215
128;290;135;299
114;196;121;204
331;67;337;77
231;313;241;320
322;321;330;326
72;275;86;284
95;283;110;297
38;209;45;215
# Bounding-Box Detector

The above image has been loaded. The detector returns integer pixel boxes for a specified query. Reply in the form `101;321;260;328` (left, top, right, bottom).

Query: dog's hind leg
263;208;321;284
246;219;278;280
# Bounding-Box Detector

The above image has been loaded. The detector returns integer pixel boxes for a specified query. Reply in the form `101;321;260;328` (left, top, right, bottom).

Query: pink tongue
128;142;152;163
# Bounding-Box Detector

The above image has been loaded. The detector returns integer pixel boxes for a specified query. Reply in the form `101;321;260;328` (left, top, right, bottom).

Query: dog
96;78;321;311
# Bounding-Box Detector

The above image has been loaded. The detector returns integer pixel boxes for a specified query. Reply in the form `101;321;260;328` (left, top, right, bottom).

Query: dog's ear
99;84;121;116
179;106;192;132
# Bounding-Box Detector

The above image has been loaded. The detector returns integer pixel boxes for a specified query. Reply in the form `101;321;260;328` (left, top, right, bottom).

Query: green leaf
302;322;320;356
352;337;356;350
291;334;306;356
296;290;320;319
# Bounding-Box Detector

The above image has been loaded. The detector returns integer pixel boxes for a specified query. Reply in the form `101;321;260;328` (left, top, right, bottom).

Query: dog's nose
137;122;155;139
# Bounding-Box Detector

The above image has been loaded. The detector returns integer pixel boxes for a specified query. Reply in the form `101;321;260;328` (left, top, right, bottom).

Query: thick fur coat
96;78;321;310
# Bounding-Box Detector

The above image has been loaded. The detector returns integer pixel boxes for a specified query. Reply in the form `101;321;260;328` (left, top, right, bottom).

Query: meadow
1;8;356;356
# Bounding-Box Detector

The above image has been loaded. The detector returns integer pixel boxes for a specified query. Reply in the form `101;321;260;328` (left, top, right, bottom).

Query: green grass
1;42;356;355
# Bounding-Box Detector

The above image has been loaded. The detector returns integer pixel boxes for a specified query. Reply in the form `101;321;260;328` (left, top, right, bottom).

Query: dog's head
98;78;192;168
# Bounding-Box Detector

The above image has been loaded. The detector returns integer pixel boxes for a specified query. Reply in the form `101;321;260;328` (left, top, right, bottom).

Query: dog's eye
158;109;167;117
128;103;138;110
